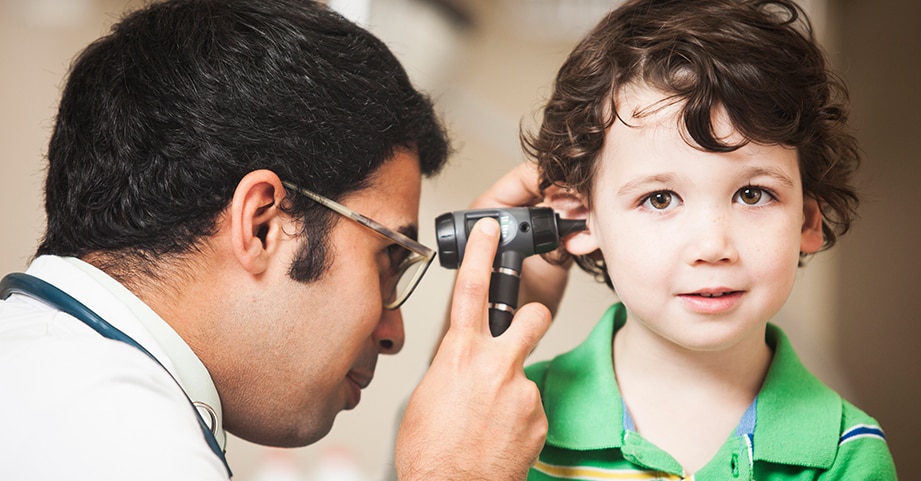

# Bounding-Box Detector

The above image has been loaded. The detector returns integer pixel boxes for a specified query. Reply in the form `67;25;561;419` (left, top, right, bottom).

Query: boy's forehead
603;84;801;183
613;83;745;147
614;83;679;121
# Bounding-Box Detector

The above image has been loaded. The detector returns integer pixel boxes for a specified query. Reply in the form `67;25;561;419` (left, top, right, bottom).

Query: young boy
520;0;897;479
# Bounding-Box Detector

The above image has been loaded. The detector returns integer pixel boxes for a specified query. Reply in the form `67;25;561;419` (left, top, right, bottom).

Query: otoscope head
434;207;586;269
434;206;586;337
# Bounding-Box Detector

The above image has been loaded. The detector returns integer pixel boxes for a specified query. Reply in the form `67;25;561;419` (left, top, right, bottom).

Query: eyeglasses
282;181;435;309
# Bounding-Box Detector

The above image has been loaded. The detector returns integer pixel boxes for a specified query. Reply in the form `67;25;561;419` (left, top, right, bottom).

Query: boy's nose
686;208;739;265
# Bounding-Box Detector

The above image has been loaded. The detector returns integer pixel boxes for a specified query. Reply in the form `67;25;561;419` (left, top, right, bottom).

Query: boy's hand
395;218;551;481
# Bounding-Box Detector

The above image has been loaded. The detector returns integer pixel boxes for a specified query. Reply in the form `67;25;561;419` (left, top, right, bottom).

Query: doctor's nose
374;307;405;355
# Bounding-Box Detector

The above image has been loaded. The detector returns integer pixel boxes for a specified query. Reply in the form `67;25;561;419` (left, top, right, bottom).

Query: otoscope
435;207;586;337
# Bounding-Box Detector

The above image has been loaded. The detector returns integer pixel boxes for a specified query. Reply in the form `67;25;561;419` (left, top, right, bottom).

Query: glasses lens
382;248;431;309
281;181;435;308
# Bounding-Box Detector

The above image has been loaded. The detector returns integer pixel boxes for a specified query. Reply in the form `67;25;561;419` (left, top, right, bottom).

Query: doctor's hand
395;218;551;481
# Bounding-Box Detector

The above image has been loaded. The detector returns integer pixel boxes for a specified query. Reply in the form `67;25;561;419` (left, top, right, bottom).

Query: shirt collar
28;255;226;449
754;324;840;468
541;303;627;450
539;303;841;469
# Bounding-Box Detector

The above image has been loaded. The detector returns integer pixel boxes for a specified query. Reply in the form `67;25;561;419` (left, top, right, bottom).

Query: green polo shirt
525;303;896;480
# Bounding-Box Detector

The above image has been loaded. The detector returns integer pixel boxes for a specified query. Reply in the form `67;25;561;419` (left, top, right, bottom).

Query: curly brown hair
522;0;859;288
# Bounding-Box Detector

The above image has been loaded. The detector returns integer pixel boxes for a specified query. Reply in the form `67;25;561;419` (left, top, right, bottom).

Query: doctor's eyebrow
397;225;420;242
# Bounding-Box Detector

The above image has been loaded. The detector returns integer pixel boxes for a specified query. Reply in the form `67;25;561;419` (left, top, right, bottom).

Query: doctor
0;0;552;479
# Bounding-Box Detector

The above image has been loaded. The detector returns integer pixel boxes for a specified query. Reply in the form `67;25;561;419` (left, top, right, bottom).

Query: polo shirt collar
542;303;627;450
755;324;840;469
540;303;841;469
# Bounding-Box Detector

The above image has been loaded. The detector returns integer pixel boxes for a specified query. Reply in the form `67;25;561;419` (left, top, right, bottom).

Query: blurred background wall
1;0;917;479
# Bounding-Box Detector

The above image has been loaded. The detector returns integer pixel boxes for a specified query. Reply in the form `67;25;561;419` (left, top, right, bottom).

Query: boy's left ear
800;195;824;254
547;189;598;255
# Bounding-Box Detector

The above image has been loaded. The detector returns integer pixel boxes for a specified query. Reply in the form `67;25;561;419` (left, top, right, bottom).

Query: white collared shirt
0;255;230;480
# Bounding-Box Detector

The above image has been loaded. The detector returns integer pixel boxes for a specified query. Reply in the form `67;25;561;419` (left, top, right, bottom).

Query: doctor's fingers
448;217;499;337
504;301;551;365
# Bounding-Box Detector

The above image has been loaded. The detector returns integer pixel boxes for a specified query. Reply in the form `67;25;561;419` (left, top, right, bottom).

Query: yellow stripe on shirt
534;460;686;480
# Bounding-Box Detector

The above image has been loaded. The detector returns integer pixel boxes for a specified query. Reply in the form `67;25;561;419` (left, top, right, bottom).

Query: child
521;0;897;479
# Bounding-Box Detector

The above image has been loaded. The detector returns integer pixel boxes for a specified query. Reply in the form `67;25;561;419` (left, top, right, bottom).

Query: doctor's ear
547;189;598;256
229;169;289;274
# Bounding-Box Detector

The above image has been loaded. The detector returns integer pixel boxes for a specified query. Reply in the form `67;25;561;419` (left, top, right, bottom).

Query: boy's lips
683;287;742;296
677;288;744;313
694;291;737;298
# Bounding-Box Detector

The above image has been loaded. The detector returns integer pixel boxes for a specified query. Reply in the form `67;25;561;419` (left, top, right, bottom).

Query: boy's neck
613;319;773;387
612;319;773;475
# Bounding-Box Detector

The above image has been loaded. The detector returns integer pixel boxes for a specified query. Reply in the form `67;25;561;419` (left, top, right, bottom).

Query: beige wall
832;0;921;476
1;0;917;479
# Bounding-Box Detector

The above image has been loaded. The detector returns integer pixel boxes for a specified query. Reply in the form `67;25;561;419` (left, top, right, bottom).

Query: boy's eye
642;191;676;211
735;186;772;206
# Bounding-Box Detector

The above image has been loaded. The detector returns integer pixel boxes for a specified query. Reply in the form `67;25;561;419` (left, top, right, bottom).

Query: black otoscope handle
488;267;521;336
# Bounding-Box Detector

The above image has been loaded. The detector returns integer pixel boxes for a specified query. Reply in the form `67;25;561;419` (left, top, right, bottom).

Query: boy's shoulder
759;324;885;442
829;397;896;478
839;397;886;440
524;359;556;397
524;358;550;387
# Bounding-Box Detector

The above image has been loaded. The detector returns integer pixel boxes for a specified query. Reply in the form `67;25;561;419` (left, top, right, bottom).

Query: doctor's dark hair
37;0;448;282
523;0;859;289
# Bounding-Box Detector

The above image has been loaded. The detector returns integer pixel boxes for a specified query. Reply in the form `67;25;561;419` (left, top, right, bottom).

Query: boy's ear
547;189;599;256
800;195;824;254
229;169;289;274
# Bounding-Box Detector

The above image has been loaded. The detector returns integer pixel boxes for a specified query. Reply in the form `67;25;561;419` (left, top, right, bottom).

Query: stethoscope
0;273;233;478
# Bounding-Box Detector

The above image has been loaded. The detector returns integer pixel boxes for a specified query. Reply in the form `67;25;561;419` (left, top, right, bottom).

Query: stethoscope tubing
0;272;232;478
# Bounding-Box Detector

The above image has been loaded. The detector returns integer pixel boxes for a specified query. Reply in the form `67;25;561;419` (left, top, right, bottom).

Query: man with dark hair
0;1;551;479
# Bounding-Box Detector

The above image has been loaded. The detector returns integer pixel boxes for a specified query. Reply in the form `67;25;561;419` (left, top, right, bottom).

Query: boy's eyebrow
738;166;797;189
617;173;680;197
616;166;797;197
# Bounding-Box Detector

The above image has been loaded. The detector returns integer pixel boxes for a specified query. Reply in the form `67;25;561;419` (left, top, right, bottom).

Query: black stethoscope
0;273;233;478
